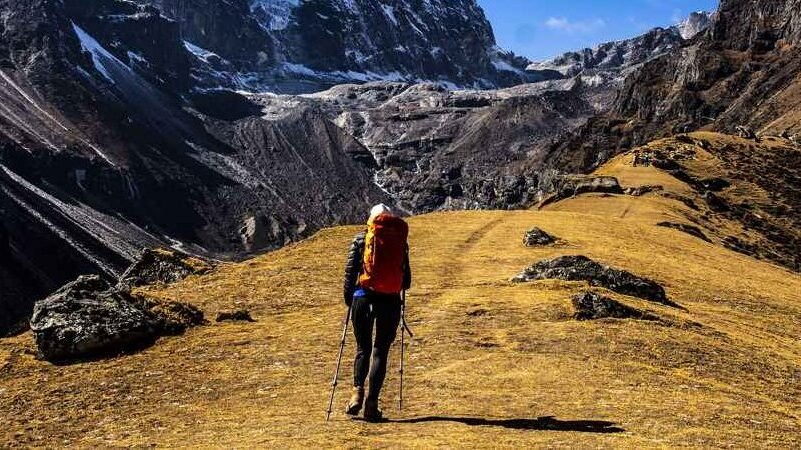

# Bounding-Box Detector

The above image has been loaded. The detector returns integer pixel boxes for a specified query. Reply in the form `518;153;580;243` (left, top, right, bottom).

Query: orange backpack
358;214;409;294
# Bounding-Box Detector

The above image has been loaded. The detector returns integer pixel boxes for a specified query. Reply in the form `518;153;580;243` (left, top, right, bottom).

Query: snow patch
72;23;117;84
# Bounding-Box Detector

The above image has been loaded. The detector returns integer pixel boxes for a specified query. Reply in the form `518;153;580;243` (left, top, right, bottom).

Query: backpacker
358;214;408;294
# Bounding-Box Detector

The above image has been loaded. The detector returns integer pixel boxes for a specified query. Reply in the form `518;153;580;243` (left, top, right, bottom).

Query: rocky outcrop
29;275;202;362
572;292;660;321
540;176;624;207
625;185;663;197
656;222;712;242
523;228;556;247
513;255;673;306
118;249;213;288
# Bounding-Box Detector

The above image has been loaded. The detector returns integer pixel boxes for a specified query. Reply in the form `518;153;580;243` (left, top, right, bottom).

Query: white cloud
544;16;607;34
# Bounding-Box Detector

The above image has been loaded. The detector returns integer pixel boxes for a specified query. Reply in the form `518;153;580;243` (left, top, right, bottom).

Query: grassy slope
2;134;800;448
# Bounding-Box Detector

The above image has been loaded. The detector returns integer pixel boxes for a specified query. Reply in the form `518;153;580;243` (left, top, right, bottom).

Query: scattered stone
523;227;556;247
513;255;675;306
572;292;660;321
30;275;204;362
735;125;757;140
625;185;663;196
216;310;256;323
656;222;712;242
118;248;212;289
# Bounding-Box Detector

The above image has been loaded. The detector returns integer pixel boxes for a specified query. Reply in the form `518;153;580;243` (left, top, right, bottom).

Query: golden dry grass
2;140;801;448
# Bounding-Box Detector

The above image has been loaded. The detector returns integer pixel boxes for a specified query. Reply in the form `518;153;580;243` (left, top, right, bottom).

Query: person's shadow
388;416;624;433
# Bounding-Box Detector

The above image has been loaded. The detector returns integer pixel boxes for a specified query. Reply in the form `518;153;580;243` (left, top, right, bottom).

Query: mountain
2;0;800;338
146;0;534;92
548;0;801;271
248;79;596;214
527;12;713;86
0;0;390;334
3;134;801;447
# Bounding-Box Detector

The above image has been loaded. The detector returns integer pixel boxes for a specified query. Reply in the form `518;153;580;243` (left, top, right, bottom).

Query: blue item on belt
354;288;367;298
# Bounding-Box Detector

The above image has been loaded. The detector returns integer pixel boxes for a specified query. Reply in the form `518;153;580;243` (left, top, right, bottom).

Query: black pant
351;291;401;401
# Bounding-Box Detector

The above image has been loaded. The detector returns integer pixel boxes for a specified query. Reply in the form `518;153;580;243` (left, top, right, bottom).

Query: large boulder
30;276;158;361
118;249;212;289
513;255;674;306
30;275;203;362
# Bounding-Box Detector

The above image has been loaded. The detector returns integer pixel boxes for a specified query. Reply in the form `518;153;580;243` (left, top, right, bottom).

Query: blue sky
477;0;719;61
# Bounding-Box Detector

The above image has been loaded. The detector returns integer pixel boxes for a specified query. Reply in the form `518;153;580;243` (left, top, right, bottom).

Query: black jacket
343;231;411;304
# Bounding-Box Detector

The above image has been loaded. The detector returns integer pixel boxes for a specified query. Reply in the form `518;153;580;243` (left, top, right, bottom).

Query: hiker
342;204;411;422
642;152;652;167
633;150;641;167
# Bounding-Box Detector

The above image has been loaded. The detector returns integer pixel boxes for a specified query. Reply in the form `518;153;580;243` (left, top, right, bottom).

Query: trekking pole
326;305;352;422
399;292;406;411
398;290;414;411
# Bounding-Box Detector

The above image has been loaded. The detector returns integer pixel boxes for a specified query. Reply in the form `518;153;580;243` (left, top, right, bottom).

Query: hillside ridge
2;133;799;447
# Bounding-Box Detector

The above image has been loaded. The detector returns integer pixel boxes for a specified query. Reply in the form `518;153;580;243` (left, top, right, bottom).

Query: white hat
369;203;394;219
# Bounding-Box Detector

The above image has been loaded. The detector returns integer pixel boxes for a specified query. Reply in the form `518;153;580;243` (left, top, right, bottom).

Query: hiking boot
363;398;383;423
345;387;364;416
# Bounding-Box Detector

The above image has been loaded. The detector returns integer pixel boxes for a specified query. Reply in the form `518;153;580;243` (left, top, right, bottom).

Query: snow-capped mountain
147;0;534;92
527;11;714;81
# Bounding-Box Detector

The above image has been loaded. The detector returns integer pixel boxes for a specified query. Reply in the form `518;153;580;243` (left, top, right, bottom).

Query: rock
215;310;256;323
736;125;757;140
513;255;674;306
118;249;213;288
29;275;203;362
704;191;731;212
660;192;700;210
130;294;206;334
571;176;624;197
523;227;557;247
30;276;159;362
656;222;712;242
572;292;660;321
625;185;663;196
699;177;731;192
541;176;624;207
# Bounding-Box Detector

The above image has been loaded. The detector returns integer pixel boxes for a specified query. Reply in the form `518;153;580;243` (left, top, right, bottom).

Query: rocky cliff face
0;0;388;335
145;0;533;92
527;12;713;86
250;79;597;214
547;0;801;272
614;0;801;138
